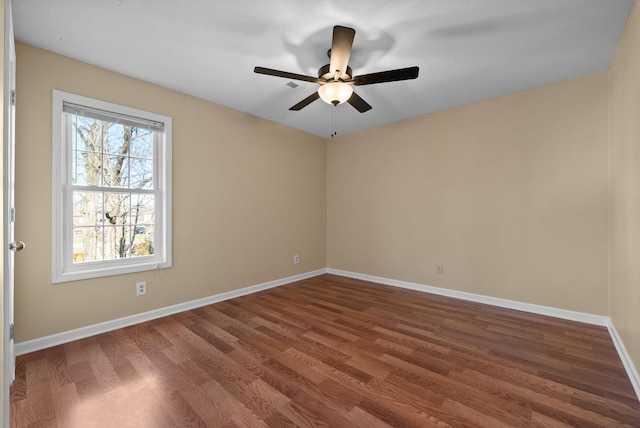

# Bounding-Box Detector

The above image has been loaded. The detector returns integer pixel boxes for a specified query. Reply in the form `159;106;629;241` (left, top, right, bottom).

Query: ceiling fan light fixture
318;81;353;106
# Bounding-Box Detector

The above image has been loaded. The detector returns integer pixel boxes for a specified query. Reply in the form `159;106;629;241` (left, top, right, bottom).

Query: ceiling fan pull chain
331;107;337;138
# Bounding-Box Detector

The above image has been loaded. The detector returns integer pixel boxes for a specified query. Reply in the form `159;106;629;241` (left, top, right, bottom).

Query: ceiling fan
254;25;419;113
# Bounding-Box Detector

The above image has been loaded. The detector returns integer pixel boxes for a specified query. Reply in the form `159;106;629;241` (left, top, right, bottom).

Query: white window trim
52;90;172;283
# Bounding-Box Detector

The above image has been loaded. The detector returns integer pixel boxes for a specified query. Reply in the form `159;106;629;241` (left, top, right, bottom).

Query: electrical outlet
436;264;444;275
136;281;147;296
294;254;300;264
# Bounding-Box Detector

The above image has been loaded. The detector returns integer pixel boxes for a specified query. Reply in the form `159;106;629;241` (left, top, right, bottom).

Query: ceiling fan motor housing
318;64;353;81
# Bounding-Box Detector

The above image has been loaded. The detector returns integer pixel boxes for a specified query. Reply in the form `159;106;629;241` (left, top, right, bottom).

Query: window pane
72;150;103;186
73;191;103;226
73;116;103;153
130;158;153;189
131;194;154;226
73;226;103;263
132;224;154;257
104;225;132;259
104;154;130;187
131;128;154;158
72;115;103;186
103;123;127;155
72;150;84;185
104;193;131;226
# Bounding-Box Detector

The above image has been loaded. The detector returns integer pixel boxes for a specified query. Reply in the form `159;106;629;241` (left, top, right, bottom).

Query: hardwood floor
10;274;640;427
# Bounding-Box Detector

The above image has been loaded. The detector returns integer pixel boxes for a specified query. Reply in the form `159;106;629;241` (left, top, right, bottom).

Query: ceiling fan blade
289;92;320;111
254;66;320;84
347;91;372;113
329;26;355;79
352;66;419;86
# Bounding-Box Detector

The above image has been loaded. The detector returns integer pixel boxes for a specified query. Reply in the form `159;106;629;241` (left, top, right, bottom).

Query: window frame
52;90;172;283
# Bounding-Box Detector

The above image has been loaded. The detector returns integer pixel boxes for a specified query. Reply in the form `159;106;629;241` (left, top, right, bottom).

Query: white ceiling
12;0;633;138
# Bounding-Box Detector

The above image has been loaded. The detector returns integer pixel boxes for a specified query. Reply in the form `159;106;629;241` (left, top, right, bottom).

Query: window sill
52;259;171;283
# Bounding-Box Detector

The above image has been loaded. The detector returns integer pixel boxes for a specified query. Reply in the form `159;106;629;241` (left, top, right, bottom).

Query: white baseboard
327;269;609;325
606;320;640;400
14;269;327;356
327;268;639;401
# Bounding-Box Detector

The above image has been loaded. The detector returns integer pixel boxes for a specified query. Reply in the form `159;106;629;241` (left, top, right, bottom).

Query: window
52;90;172;282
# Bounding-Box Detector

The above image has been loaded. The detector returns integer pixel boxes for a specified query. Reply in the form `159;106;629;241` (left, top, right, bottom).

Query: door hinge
9;323;14;341
10;90;16;106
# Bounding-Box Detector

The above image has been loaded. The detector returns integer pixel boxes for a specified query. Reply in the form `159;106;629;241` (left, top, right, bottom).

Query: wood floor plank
11;274;640;427
345;405;395;428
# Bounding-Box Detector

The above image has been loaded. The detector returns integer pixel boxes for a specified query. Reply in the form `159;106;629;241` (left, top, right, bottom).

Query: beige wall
328;72;610;315
610;0;640;369
14;43;327;341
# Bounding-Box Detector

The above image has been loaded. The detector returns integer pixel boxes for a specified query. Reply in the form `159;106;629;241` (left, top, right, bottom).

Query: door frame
3;0;15;425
